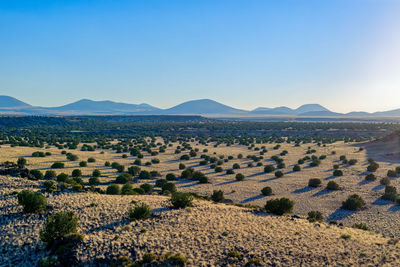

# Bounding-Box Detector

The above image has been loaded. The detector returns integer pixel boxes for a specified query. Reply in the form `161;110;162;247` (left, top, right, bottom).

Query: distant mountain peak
0;95;31;109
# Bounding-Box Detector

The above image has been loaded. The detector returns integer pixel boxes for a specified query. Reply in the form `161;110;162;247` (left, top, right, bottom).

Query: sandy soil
1;178;400;266
0;140;399;238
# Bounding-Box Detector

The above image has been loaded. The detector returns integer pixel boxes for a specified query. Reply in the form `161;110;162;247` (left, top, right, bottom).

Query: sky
0;0;400;113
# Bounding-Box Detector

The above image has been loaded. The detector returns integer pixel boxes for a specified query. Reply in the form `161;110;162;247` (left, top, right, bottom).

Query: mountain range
0;95;400;117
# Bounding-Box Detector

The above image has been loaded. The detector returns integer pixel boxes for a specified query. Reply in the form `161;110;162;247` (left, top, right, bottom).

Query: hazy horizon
1;0;400;113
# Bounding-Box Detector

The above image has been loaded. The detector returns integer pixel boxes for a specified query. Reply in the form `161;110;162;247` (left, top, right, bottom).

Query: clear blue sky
1;0;399;112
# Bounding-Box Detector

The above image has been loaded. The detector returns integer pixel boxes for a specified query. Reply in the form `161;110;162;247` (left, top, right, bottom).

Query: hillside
1;177;399;266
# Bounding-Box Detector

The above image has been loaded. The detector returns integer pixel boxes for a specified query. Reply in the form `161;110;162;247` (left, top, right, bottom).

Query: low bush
161;182;177;194
106;184;121;195
382;185;398;201
40;211;80;245
140;183;153;193
326;181;339;190
333;169;343;176
352;223;369;231
44;180;57;193
138;170;151;179
71;169;82;178
129;203;151;221
44;170;56;179
170;192;194;208
30;169;44;180
116;173;133;184
264;165;275;173
275;171;284;178
264;198;294;215
293;165;301;172
308;178;321;187
211;190;224;202
92;169;101;177
261;186;272;196
342;194;365;210
166;173;176;181
387;170;397;178
89;176;100;185
18;190;47;213
365;173;376;181
307;211;324;222
235;173;245;181
51;162;64;169
380;177;391;186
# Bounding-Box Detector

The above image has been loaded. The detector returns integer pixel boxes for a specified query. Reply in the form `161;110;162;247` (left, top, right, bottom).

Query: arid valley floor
2;128;400;266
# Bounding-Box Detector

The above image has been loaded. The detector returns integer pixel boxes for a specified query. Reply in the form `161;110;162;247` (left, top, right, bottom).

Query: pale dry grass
1;139;400;238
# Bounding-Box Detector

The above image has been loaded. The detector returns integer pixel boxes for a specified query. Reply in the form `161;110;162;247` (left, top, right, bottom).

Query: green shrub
211;190;224;202
261;186;272;196
44;180;57;193
17;157;27;167
352;223;369;231
235;173;245;181
44;170;56;179
106;184;121;195
348;159;358;165
326;181;339;190
382;186;397;201
79;161;87;167
66;153;79;161
333;169;343;176
138;170;151;179
89;176;100;185
71;169;82;178
87;157;96;163
120;183;134;195
275;171;283;178
308;178;321;187
18;190;47;213
128;203;151;221
51;162;64;169
166;173;177;181
226;169;235;175
178;163;186;170
387;170;397;178
365;173;376;181
214;166;223;172
155;179;167;188
30;169;44;180
232;163;240;169
342;194;365;210
264;165;275;173
40;211;79;244
367;162;379;172
56;173;69;183
307;211;324;222
92;169;101;177
162;182;177;194
116;173;133;184
380;177;391;186
264;198;294;215
170;192;194;208
140;183;153;193
198;175;209;184
293;165;301;172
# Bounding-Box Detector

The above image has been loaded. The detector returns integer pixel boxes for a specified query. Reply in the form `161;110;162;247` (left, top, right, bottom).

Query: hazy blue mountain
163;99;247;115
372;109;400;117
2;95;400;118
294;104;330;114
49;99;160;114
0;95;31;109
251;104;331;115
